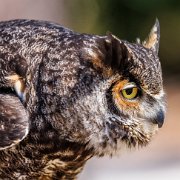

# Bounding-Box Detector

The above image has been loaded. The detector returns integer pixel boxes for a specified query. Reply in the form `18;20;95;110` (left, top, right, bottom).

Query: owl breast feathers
0;19;166;179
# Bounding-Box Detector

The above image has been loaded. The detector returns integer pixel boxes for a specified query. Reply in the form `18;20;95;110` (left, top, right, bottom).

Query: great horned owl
0;19;165;179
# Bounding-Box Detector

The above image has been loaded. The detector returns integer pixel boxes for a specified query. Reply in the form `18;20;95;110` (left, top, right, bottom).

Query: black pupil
125;88;133;95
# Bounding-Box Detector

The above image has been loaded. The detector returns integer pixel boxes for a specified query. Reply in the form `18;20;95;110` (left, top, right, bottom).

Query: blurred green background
0;0;179;179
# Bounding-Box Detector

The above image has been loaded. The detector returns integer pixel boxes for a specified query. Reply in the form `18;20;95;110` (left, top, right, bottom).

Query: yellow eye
121;87;138;100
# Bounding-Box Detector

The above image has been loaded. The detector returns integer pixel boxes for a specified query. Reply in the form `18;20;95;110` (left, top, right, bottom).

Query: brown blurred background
0;0;179;179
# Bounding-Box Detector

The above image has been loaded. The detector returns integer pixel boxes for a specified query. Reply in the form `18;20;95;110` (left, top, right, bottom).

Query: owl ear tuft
104;33;130;71
142;19;160;54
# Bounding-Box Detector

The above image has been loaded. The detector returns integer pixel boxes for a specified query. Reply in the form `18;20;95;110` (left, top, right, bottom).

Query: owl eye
121;83;139;100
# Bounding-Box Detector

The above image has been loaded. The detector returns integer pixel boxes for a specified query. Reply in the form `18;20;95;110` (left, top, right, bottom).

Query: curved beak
153;109;165;128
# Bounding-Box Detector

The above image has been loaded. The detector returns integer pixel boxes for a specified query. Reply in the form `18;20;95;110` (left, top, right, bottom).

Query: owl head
71;19;166;156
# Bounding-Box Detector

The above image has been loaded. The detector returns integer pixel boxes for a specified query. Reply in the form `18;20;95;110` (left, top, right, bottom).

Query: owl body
0;20;165;179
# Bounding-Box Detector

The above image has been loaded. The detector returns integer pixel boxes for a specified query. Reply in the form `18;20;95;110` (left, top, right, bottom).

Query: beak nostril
153;109;164;128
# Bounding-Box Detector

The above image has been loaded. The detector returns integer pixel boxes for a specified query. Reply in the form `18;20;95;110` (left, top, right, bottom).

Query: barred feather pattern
0;20;165;179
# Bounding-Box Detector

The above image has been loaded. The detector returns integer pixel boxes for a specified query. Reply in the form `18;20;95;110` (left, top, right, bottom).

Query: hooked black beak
153;109;165;128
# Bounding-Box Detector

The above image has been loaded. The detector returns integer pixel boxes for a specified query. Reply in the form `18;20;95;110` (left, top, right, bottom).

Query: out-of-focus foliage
65;0;180;77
